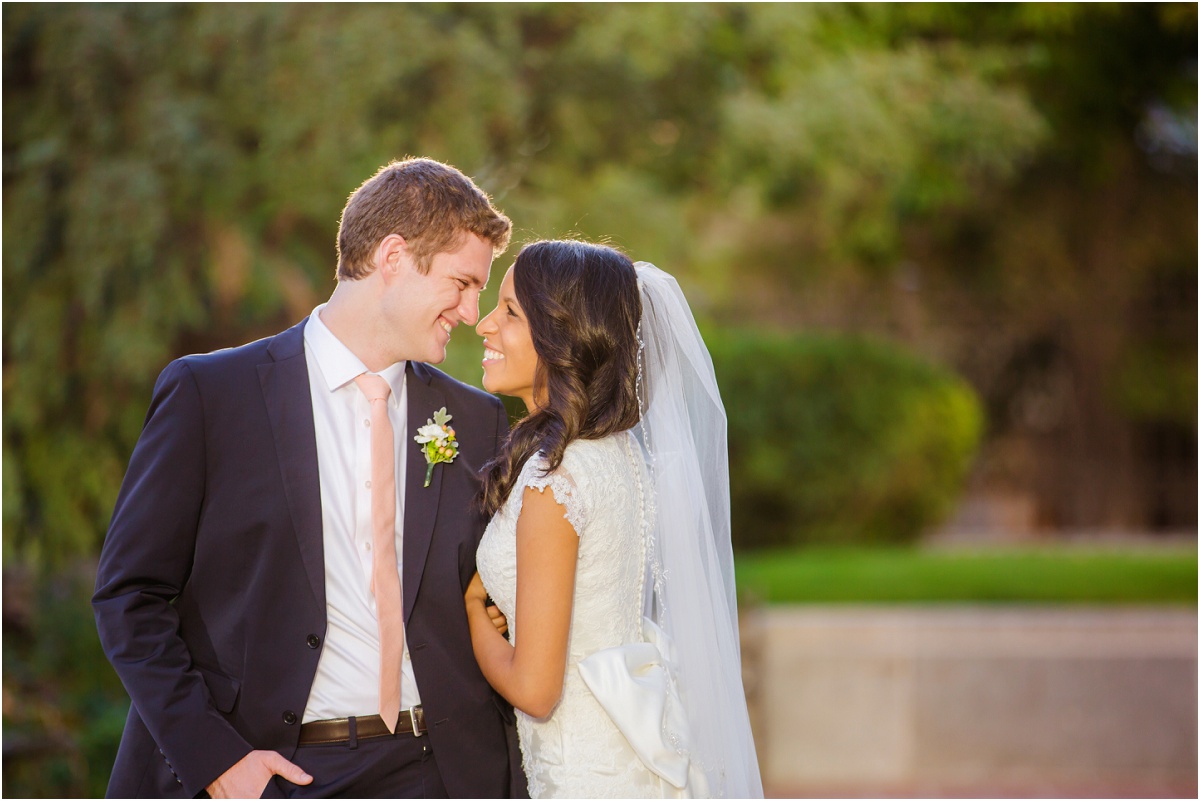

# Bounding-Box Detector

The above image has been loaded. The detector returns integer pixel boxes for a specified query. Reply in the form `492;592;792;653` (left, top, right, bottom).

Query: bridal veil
633;262;763;798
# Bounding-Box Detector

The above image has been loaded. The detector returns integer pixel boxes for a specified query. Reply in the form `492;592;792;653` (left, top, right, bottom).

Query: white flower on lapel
414;407;459;487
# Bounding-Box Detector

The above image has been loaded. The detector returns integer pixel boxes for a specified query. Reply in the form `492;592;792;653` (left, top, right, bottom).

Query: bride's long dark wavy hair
481;240;642;516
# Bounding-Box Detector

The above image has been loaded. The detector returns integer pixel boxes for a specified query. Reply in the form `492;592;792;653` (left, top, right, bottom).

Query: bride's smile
476;266;539;410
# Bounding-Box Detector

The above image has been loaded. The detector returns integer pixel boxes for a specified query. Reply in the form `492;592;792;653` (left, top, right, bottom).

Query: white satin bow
577;618;698;792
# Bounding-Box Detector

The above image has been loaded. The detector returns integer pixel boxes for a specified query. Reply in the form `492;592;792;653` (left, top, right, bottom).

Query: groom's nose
458;288;481;326
476;308;495;337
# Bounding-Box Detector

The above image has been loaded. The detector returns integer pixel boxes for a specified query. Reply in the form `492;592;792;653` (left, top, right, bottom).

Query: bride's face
476;266;539;410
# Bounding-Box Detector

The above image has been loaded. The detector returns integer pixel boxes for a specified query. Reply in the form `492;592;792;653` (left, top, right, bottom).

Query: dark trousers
263;730;448;799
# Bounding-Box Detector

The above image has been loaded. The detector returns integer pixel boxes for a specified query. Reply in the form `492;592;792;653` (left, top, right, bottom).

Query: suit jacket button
283;710;297;725
306;634;321;649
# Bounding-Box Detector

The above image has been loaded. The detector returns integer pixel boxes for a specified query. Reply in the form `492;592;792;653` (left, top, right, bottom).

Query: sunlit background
3;4;1196;797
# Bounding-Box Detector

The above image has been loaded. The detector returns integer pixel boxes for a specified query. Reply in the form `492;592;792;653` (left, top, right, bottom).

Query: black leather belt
297;707;426;745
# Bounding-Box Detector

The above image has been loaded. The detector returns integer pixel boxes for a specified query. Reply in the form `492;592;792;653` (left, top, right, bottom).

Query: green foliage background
712;332;984;548
6;3;1195;565
3;4;1196;797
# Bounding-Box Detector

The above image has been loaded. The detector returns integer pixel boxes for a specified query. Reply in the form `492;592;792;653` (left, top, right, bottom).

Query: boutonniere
414;407;459;487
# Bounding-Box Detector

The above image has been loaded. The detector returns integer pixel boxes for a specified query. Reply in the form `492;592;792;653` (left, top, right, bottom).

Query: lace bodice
477;432;669;798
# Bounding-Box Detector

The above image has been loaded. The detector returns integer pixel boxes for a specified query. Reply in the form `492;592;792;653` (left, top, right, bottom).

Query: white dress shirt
301;304;421;722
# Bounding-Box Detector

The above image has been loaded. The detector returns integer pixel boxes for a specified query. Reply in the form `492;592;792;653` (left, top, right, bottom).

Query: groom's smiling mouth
438;317;454;336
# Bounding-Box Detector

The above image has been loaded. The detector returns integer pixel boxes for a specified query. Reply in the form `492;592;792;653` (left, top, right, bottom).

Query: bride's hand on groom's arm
486;603;508;636
465;573;508;635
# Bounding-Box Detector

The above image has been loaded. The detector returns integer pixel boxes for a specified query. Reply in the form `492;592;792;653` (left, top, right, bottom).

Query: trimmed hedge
709;331;984;549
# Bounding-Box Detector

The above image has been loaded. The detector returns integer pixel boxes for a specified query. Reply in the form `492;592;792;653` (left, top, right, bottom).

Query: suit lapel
402;361;445;624
259;320;325;610
257;337;447;623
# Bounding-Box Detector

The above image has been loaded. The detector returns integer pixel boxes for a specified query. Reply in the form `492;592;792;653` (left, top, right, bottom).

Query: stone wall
745;607;1197;797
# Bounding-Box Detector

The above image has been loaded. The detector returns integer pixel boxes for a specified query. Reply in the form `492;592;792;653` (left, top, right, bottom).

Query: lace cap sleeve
521;451;587;537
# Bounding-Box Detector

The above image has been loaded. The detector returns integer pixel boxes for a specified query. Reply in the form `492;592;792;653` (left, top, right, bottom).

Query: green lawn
734;545;1198;605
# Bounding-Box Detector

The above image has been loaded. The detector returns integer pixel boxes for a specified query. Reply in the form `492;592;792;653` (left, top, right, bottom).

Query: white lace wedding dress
476;431;669;799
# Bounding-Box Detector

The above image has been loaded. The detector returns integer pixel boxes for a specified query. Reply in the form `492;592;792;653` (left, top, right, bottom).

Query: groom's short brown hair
336;157;512;279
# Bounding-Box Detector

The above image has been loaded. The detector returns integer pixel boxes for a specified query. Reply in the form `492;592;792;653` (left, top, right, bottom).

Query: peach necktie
354;372;404;732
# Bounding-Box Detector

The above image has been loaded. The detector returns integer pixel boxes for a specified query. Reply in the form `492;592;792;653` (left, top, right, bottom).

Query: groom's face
384;233;494;364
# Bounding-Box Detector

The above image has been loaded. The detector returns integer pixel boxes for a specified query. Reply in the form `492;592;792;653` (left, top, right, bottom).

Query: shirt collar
304;304;407;399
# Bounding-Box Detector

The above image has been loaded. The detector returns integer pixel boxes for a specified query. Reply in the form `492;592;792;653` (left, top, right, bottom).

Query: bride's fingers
486;605;509;633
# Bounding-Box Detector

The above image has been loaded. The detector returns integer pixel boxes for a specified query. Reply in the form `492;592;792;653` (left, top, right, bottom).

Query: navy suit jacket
93;319;524;798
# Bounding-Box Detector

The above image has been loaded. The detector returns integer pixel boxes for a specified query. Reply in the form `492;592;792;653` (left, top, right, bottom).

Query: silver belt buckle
408;705;424;737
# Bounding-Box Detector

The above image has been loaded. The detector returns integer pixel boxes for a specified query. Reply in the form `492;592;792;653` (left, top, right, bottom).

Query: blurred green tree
5;3;1071;564
712;331;984;548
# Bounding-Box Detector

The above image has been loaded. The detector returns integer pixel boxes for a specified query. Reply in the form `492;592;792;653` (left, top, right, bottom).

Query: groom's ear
374;234;411;283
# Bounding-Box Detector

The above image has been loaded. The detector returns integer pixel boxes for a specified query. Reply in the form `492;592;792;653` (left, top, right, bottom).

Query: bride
464;240;762;798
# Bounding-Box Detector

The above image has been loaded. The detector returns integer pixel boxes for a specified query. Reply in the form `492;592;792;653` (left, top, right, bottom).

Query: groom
93;158;523;798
